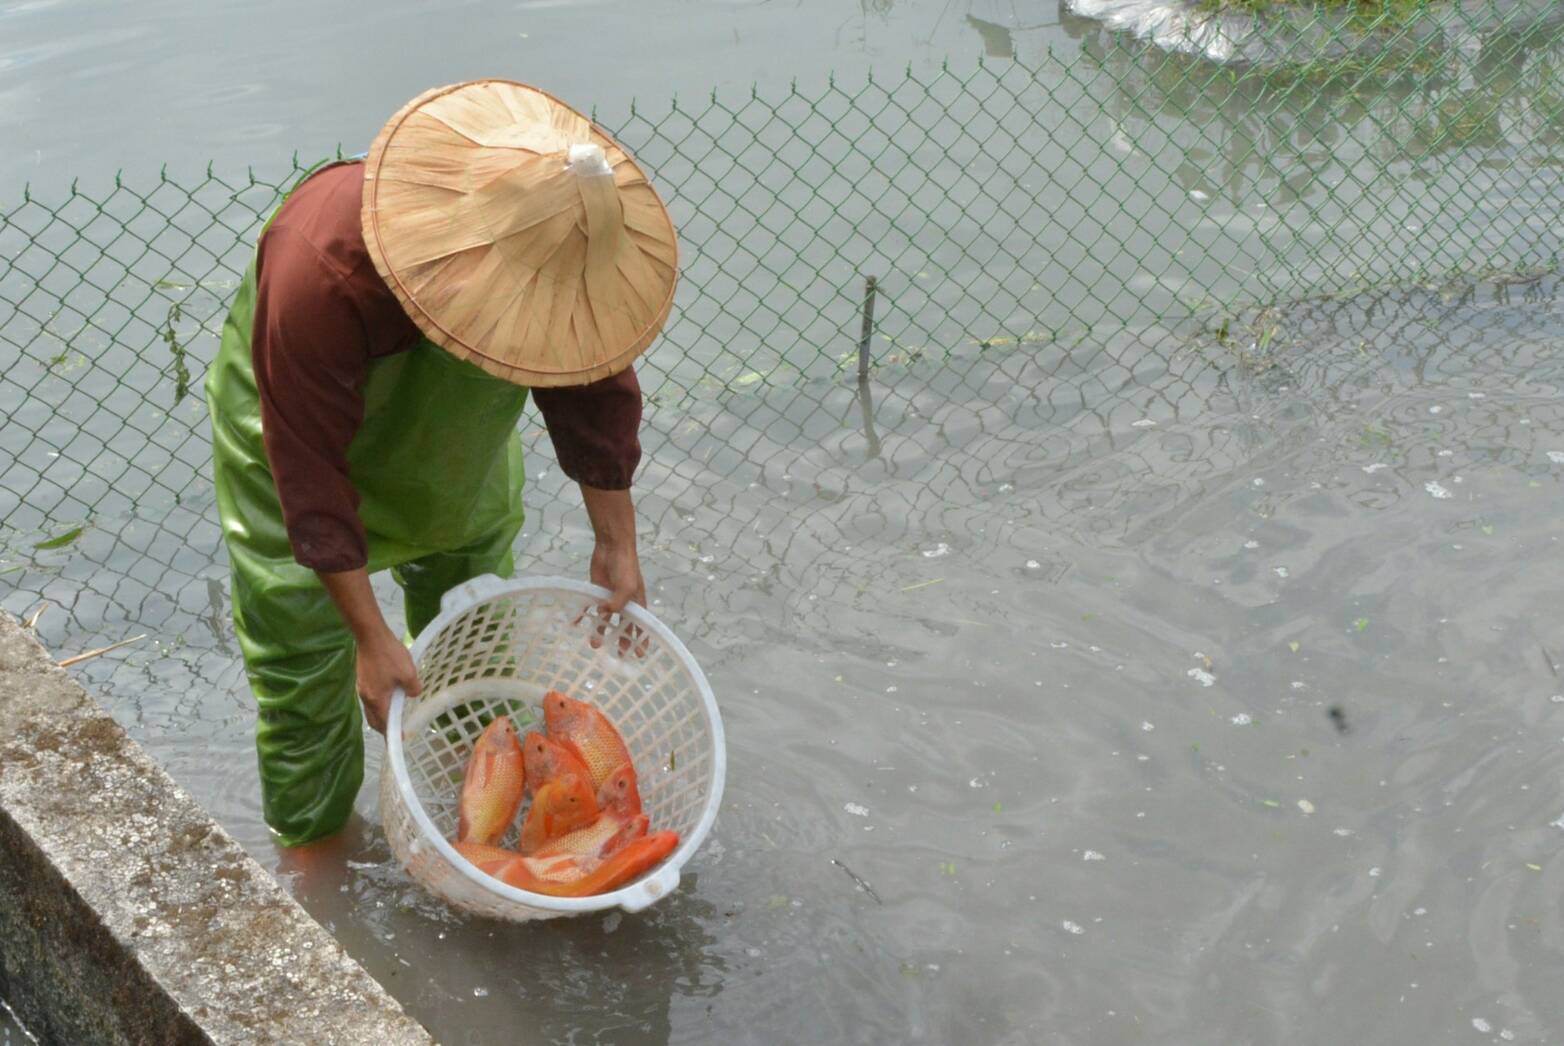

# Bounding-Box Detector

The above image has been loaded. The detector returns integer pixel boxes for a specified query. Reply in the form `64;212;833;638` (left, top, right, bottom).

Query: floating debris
32;527;83;550
1082;850;1105;862
843;803;869;818
1188;667;1216;687
1425;481;1453;500
58;634;148;668
921;543;951;559
1297;799;1315;815
1329;706;1350;734
1231;713;1252;726
1061;920;1085;935
831;858;882;903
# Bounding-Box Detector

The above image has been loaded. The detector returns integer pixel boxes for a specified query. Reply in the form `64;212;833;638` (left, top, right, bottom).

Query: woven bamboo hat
361;80;679;387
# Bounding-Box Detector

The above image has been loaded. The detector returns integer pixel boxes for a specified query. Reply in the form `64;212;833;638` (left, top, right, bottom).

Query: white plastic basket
379;575;725;921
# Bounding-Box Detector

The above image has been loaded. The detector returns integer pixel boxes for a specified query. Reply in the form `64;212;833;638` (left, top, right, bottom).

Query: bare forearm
581;484;638;550
581;484;646;613
318;566;420;732
318;567;393;643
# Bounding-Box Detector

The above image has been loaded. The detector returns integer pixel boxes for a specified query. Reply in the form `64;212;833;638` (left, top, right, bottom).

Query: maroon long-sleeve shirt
250;162;642;572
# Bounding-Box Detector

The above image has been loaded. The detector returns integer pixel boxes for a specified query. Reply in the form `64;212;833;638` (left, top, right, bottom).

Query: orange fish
494;831;681;897
519;771;599;854
521;730;592;796
595;763;644;820
533;811;649;861
456;717;526;846
452;839;522;875
543;690;634;790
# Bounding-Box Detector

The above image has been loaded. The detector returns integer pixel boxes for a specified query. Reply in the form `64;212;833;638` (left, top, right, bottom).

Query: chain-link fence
3;0;1563;544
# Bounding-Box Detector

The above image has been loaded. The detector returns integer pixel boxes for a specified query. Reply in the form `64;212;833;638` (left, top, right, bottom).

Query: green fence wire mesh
3;0;1563;542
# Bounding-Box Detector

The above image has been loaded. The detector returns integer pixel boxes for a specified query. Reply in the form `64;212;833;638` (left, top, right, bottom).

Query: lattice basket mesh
379;575;725;921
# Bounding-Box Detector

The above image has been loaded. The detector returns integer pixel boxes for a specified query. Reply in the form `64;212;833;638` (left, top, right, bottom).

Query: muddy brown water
5;3;1564;1043
12;275;1563;1044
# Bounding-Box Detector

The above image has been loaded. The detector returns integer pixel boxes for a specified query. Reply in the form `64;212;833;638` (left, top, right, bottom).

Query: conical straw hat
361;80;679;387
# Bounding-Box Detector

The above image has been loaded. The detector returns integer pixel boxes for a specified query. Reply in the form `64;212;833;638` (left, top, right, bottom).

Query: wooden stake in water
857;275;878;382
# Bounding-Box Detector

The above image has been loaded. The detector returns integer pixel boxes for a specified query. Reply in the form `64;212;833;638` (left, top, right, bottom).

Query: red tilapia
519;771;599;854
456;829;679;898
521;730;592;795
533;811;649;861
542;690;634;790
456;717;525;846
595;763;644;819
452;839;523;876
496;831;681;897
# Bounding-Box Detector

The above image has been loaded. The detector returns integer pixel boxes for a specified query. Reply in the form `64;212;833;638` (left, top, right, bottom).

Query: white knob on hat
566;143;613;177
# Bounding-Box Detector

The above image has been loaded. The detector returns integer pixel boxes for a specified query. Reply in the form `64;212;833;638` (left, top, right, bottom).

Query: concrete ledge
0;613;435;1045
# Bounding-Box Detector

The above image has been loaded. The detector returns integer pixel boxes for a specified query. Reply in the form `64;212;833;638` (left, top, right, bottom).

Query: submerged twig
57;634;147;668
1541;644;1558;679
831;858;883;904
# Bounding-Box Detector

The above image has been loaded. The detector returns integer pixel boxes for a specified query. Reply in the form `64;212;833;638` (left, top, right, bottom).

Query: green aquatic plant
164;303;191;407
1195;0;1434;20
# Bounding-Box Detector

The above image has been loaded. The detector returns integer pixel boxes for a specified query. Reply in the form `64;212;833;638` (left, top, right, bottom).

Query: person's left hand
590;537;646;615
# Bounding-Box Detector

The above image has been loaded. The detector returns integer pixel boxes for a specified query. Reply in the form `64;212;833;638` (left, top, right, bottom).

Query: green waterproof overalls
207;163;532;847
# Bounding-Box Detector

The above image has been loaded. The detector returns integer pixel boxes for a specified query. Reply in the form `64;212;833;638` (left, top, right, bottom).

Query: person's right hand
355;627;421;734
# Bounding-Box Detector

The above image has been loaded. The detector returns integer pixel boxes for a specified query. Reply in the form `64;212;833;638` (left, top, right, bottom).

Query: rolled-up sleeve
531;368;643;490
251;226;372;572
